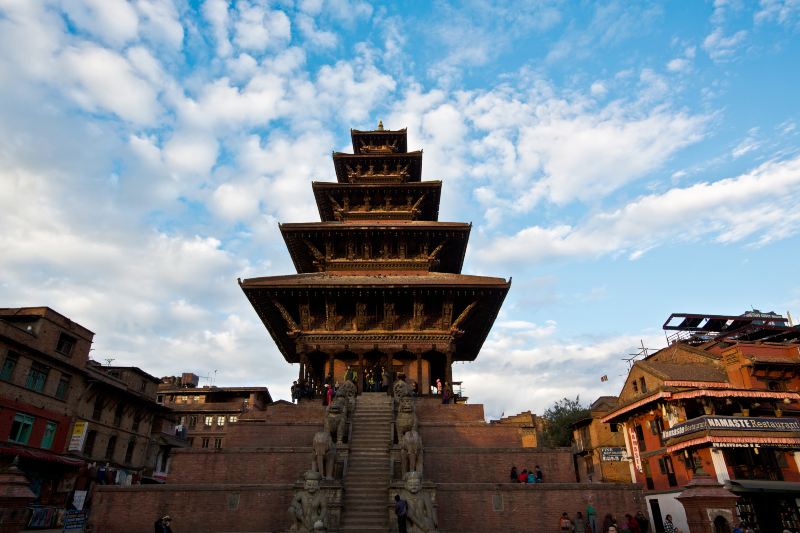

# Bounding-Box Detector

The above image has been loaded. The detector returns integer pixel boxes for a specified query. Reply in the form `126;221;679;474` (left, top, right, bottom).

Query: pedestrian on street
154;515;173;533
394;494;408;533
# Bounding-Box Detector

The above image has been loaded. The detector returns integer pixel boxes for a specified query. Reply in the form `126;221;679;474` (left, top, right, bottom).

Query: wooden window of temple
204;416;213;427
632;380;639;394
217;416;225;427
229;415;238;423
201;437;210;448
92;396;104;421
215;438;223;449
132;412;141;432
188;415;197;429
639;377;647;393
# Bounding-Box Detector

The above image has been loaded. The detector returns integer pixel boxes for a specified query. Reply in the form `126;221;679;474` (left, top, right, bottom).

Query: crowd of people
554;509;653;533
509;465;544;484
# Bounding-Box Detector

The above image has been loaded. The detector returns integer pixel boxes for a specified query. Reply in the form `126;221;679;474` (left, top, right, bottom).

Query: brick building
0;307;93;526
157;373;271;452
0;307;186;529
490;410;545;447
571;396;631;484
602;311;800;533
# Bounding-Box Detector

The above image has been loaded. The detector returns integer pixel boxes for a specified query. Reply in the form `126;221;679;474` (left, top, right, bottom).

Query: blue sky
1;0;799;418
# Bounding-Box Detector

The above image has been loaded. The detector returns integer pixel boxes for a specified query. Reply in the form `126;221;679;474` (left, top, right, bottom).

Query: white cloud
233;2;291;53
163;131;219;176
61;43;160;124
755;0;800;26
703;28;747;61
479;155;800;264
296;13;338;48
135;0;184;49
203;0;232;56
61;0;139;47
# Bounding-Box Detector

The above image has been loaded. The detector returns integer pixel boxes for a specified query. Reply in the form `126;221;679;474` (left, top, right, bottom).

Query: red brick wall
424;448;575;483
434;483;645;533
224;422;322;447
420;424;521;448
90;484;295;533
416;399;485;422
168;448;310;484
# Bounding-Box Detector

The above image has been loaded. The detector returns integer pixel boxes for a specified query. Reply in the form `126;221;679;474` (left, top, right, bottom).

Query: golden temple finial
377;120;384;131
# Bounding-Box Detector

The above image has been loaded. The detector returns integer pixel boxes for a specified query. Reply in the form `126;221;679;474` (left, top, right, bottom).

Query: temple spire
377;120;384;131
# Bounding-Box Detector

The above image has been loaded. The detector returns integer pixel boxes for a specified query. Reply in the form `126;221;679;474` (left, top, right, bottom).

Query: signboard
72;490;87;511
68;421;88;452
62;510;86;531
712;442;800;449
600;447;627;462
662;416;800;440
628;427;642;472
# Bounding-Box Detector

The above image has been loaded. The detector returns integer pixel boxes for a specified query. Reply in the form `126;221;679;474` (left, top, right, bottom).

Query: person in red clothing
625;513;641;533
517;469;528;483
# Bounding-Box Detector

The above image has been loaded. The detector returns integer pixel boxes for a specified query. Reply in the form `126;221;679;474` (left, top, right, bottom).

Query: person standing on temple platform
509;466;518;483
517;468;528;483
435;378;442;395
291;381;299;404
345;365;355;384
535;465;543;482
382;366;391;393
441;382;450;404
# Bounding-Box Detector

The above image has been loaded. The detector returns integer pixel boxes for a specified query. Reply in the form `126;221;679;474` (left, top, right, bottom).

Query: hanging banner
67;421;88;452
628;428;642;472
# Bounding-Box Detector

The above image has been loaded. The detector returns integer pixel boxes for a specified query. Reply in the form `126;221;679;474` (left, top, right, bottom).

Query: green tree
542;396;590;447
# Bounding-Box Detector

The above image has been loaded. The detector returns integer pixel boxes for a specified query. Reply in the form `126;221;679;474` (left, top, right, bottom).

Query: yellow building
571;396;631;483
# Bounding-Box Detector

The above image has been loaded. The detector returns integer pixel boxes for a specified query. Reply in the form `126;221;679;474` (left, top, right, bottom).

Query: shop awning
726;480;800;493
0;446;84;467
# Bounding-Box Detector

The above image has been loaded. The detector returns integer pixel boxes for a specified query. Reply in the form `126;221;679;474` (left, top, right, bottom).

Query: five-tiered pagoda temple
240;122;510;393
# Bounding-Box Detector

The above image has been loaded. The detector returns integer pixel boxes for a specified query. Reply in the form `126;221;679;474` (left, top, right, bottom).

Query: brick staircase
340;392;392;532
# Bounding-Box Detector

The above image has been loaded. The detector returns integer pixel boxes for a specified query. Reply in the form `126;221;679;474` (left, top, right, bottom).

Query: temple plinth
240;125;510;393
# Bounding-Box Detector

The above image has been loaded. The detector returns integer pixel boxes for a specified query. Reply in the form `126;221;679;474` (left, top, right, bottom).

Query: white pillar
621;422;637;482
710;448;730;484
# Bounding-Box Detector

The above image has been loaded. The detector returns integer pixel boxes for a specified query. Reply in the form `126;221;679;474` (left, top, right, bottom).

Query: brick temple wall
424;448;575;483
434;483;645;533
90;484;295;533
168;448;312;484
420;423;522;447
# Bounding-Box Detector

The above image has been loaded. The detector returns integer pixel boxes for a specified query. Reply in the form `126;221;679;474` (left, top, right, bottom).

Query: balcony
731;464;783;481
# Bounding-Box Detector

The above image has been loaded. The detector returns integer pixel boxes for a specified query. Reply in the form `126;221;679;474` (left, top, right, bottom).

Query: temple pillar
357;351;365;393
445;349;453;388
386;351;394;389
328;352;335;383
416;350;423;395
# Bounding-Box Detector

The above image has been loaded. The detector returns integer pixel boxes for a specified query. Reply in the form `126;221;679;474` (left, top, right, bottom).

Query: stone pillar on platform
328;352;335;384
676;472;739;533
445;350;453;388
357;351;365;393
416;351;423;394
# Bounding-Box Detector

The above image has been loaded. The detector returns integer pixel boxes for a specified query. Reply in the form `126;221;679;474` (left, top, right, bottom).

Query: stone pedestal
0;459;36;533
676;473;739;533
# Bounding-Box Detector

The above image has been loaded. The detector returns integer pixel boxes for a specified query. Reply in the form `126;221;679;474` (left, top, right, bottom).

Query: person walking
560;512;574;532
575;511;586;533
587;503;597;533
635;511;649;533
394;494;408;533
662;514;675;533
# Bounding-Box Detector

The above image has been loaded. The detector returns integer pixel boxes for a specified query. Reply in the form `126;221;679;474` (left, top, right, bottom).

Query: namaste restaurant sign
662;415;800;440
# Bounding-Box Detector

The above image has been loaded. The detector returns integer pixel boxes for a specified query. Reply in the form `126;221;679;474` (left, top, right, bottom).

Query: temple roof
239;273;510;364
350;127;408;154
279;221;470;274
312;181;442;222
240;272;509;288
332;152;422;183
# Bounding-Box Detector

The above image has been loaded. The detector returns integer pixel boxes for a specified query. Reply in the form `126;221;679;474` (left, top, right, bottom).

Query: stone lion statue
337;380;356;418
395;395;418;443
324;395;347;444
401;429;423;476
311;431;336;479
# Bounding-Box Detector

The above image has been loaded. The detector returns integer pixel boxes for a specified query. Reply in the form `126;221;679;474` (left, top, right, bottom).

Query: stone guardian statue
400;429;423;476
398;471;437;533
311;431;336;479
288;471;328;533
